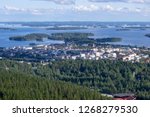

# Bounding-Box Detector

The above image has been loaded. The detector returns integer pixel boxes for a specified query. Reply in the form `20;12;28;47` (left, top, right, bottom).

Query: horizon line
0;21;150;23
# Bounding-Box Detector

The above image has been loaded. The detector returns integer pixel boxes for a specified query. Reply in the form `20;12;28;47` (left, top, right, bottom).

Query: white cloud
74;4;99;12
2;5;52;15
89;0;126;2
105;6;144;13
73;4;150;15
4;5;26;12
36;0;75;5
134;8;142;12
88;0;150;3
1;5;71;16
128;0;146;3
103;5;114;11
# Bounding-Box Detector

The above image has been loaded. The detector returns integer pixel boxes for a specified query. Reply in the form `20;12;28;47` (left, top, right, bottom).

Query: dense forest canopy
0;59;150;100
0;68;109;100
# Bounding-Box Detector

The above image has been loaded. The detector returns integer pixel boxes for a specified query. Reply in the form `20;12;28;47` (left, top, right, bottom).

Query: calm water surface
0;22;150;48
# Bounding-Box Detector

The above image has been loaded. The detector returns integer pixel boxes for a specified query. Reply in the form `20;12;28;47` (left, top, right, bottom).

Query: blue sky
0;0;150;21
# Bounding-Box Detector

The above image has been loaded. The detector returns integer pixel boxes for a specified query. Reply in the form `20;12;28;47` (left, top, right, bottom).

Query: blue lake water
0;22;150;48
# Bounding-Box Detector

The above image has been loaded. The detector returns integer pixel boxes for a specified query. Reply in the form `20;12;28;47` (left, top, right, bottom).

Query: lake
0;22;150;48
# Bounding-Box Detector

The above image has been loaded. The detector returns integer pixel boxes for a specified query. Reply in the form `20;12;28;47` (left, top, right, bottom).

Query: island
49;32;94;40
46;26;87;30
9;32;122;44
96;37;122;43
0;27;16;30
48;32;122;44
116;28;130;31
48;32;95;44
9;33;50;41
145;34;150;38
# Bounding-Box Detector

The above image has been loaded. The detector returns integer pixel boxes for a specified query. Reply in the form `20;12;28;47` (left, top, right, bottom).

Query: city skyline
0;0;150;22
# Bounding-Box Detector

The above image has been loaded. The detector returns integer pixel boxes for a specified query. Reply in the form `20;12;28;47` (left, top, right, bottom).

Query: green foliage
46;27;87;30
9;32;122;44
48;32;94;44
96;37;122;43
49;32;94;40
9;33;50;41
0;59;150;99
48;33;122;44
0;69;109;100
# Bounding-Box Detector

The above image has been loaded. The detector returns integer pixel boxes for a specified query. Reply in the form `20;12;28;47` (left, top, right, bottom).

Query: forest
96;37;122;43
9;32;122;44
9;33;50;41
49;32;122;44
0;68;109;100
0;59;150;100
46;26;87;30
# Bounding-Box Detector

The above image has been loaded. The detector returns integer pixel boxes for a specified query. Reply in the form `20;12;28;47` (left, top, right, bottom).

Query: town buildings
0;44;149;63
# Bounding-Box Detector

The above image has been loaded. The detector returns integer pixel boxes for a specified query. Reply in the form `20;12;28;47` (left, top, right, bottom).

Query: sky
0;0;150;22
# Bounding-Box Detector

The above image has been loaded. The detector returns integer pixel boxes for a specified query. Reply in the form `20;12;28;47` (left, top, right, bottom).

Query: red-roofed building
113;93;136;100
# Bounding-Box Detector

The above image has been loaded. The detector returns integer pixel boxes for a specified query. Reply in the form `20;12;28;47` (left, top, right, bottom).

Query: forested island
50;32;94;40
0;27;16;30
145;34;150;38
9;33;50;41
0;59;149;100
9;32;122;44
48;32;122;44
116;28;130;31
49;32;94;44
46;26;87;30
96;37;122;43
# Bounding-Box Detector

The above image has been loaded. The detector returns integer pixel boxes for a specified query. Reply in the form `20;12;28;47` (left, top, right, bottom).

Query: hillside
0;68;109;100
0;59;150;99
